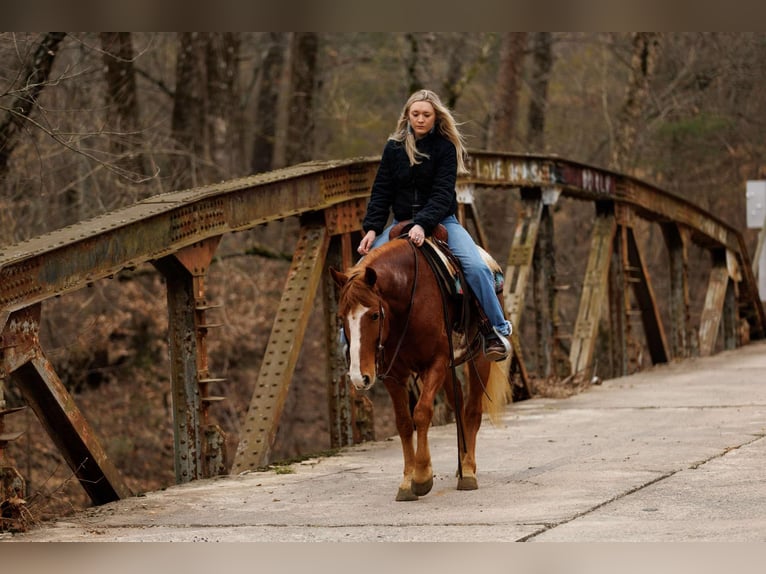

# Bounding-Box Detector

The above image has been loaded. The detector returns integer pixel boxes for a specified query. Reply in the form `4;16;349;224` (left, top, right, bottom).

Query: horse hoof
457;475;478;490
396;488;419;502
412;476;434;496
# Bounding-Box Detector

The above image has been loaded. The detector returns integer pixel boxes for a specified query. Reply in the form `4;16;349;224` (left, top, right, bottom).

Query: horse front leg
384;377;419;501
410;366;446;497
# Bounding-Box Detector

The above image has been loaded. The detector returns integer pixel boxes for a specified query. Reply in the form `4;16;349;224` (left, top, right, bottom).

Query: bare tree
171;33;243;189
251;33;287;174
206;33;241;177
100;32;148;179
610;32;661;172
171;32;208;189
441;34;494;110
0;32;67;176
283;32;318;167
526;32;554;153
404;33;427;94
488;33;528;151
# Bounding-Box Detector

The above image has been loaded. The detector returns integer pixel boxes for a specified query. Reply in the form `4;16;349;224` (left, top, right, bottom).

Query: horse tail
482;360;512;426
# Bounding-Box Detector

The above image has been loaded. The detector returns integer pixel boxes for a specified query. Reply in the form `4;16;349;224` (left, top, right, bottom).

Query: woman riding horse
331;90;513;500
357;89;512;360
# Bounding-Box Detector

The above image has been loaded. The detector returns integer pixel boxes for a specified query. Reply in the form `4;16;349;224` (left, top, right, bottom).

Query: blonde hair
389;89;469;175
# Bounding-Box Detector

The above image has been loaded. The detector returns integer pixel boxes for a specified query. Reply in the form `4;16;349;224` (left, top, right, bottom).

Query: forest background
1;32;765;521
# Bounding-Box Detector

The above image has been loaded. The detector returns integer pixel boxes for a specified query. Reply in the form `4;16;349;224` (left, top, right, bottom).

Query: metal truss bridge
1;152;763;514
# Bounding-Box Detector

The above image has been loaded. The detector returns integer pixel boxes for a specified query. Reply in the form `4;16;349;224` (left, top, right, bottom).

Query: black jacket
362;130;458;237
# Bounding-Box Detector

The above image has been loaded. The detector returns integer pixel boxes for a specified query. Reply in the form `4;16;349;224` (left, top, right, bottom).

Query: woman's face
408;101;436;139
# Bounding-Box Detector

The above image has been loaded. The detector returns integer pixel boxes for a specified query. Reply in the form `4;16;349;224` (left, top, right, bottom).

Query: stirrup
483;327;511;361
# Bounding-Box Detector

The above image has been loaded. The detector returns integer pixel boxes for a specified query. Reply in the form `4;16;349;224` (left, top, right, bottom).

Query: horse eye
370;312;380;321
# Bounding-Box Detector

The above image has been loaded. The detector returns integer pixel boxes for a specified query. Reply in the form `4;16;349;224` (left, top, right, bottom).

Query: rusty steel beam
0;159;377;316
153;237;225;483
504;191;544;328
456;184;490;250
469;152;739;251
2;306;131;504
609;225;630;378
2;152;761;339
1;149;763;507
468;152;765;339
570;206;617;378
699;251;731;357
625;226;670;366
323;235;354;449
661;223;694;359
232;218;330;472
723;277;739;351
532;201;568;378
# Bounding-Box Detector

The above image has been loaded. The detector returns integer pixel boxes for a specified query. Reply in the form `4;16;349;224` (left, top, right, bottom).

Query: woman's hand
408;224;425;247
358;230;377;255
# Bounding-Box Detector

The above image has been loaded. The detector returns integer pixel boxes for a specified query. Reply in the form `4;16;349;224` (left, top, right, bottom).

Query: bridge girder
0;153;763;506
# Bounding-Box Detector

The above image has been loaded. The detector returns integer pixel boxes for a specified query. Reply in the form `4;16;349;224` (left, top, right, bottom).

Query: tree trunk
610;32;661;172
283;32;318;167
488;32;528;151
206;33;241;177
526;32;554;153
100;32;147;179
441;34;493;110
404;33;425;94
171;32;209;189
0;32;67;176
251;33;287;174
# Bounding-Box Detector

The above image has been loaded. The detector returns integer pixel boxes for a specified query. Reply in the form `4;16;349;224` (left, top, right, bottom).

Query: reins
374;238;419;383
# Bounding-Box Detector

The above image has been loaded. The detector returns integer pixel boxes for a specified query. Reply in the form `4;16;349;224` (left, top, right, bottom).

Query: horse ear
364;267;377;287
329;267;348;288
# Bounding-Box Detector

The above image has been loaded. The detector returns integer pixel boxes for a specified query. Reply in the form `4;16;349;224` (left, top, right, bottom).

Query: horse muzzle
349;372;375;391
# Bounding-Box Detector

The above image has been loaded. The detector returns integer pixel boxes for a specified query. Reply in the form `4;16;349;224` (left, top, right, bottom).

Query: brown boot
483;329;510;362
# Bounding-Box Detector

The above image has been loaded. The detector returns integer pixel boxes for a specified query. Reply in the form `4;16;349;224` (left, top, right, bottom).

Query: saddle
388;220;504;342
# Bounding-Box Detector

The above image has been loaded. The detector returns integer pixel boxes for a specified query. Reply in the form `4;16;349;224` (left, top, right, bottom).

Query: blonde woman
357;89;511;361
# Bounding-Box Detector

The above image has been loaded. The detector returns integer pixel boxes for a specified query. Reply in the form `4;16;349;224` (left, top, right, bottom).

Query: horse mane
340;240;410;310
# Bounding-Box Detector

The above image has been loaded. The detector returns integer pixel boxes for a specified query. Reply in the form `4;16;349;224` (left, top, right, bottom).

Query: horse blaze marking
347;304;369;389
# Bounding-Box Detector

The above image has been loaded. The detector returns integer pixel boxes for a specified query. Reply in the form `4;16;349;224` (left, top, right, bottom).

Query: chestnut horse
330;236;509;501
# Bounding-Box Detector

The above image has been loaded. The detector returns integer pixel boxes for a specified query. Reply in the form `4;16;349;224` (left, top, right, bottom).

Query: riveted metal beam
699;250;732;357
232;218;330;472
153;237;225;483
504;191;544;328
323;234;354;448
3;305;131;504
570;205;617;377
1;150;764;505
661;223;694;359
625;226;669;366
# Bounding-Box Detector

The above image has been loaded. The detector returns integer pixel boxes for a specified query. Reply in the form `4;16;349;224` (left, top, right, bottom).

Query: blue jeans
370;215;512;336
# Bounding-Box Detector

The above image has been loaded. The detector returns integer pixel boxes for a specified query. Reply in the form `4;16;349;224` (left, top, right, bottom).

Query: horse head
331;265;390;391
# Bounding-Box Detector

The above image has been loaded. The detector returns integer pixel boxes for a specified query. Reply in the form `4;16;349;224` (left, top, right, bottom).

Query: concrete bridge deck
4;340;766;543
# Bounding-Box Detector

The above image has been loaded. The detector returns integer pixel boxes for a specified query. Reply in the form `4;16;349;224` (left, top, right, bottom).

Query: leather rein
374;238;419;383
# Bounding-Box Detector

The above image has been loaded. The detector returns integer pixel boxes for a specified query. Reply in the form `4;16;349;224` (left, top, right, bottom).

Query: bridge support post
232;218;329;472
154;236;226;483
609;223;630;378
323;233;356;448
1;305;131;505
699;249;740;356
570;203;617;379
624;225;669;366
661;223;694;359
503;188;548;398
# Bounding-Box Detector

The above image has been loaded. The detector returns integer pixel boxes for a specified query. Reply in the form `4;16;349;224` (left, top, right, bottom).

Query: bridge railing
0;152;762;508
